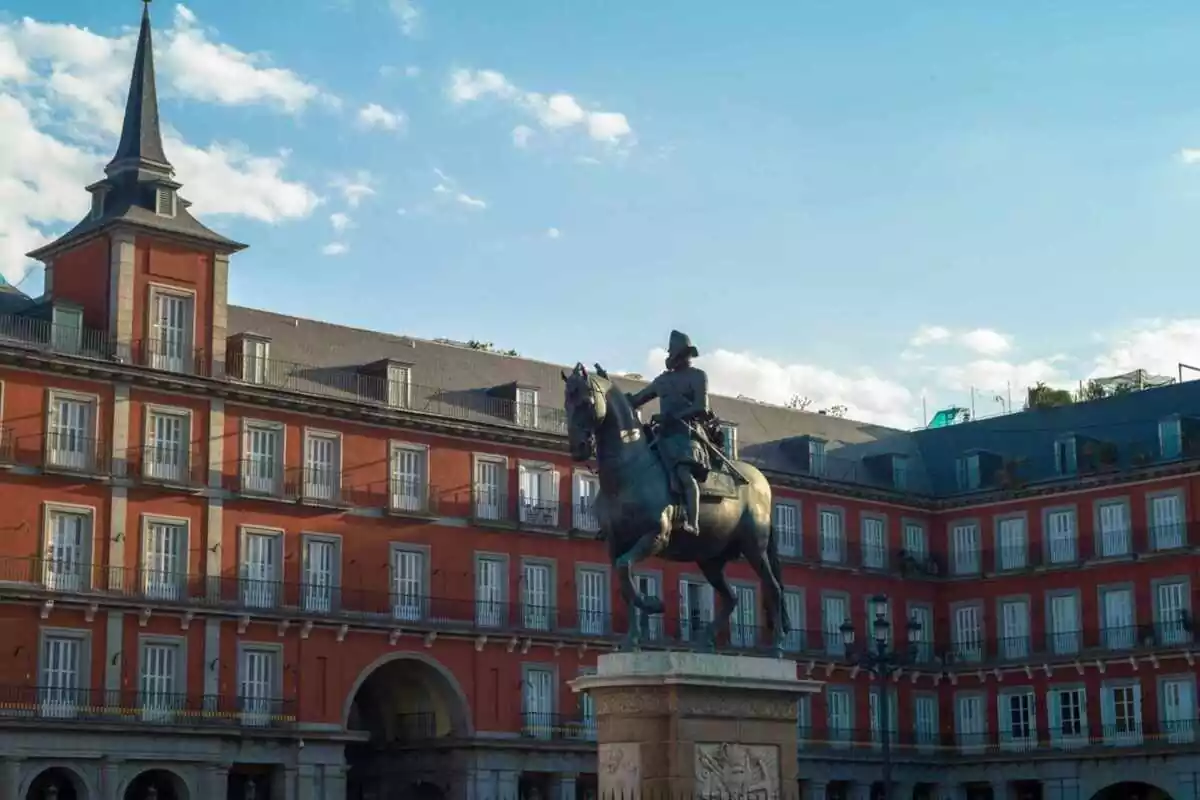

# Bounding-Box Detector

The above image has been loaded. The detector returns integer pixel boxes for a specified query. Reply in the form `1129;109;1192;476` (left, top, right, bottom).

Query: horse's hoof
640;597;665;615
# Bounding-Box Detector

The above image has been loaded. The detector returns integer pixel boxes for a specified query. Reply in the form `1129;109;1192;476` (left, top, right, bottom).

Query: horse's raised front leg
615;529;666;650
698;558;737;653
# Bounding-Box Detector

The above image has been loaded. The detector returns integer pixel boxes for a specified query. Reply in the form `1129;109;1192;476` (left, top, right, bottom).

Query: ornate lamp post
840;594;922;800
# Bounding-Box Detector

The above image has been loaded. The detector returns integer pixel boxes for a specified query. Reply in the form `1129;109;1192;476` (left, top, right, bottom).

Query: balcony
943;622;1194;667
469;491;571;533
519;712;595;741
388;478;440;516
132;444;206;488
0;685;294;729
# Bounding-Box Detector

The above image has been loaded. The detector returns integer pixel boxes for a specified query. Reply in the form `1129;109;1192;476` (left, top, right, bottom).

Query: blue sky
3;0;1200;427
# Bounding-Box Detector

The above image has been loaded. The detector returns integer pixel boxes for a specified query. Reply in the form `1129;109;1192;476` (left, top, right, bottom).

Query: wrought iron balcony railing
0;685;294;728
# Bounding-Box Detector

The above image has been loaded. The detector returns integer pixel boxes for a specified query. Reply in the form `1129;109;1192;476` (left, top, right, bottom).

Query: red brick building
1;6;1198;800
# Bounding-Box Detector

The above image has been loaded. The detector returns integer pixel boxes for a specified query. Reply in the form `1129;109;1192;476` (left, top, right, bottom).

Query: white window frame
808;439;826;476
515;387;538;428
952;603;983;663
1160;417;1183;459
914;694;938;751
141;514;189;602
1154;579;1191;646
45;389;99;473
41;502;95;593
390;441;430;514
521;665;555;739
818;508;845;563
1159;675;1196;743
951;522;981;575
998;689;1036;752
956;693;986;753
391;544;428;622
240;419;285;497
1045;508;1078;564
1054;436;1078;475
822;593;849;657
475;554;507;628
782;588;805;653
633;572;665;642
996;516;1027;571
956;455;981;490
518;460;560;528
473;454;508;522
903;522;927;560
1149;491;1186;551
680;578;715;643
1048;686;1088;748
301;533;341;614
731;583;757;648
143;405;192;484
301;428;342;504
861;515;887;569
387;363;412;409
1101;681;1143;746
1096;500;1131;558
773;502;800;557
826;686;852;747
239;526;283;610
38;628;90;719
51;305;83;354
242;337;270;384
138;635;185;722
237;643;281;727
521;560;554;632
577;566;609;636
998;597;1030;661
146;285;196;374
572;469;601;533
1048;592;1081;655
155;186;177;217
1101;587;1135;651
908;604;934;663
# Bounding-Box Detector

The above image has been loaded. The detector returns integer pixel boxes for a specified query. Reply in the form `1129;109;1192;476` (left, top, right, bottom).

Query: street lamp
839;594;922;800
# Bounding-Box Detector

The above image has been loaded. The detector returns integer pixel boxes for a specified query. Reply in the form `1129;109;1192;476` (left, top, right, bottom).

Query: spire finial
106;0;170;175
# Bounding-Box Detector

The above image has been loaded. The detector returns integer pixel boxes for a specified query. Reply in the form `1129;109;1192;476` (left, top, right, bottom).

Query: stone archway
1089;782;1172;800
121;769;190;800
25;767;88;800
343;651;473;742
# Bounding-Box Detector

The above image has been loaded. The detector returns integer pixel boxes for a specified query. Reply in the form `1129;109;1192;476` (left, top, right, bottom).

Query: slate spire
108;0;171;175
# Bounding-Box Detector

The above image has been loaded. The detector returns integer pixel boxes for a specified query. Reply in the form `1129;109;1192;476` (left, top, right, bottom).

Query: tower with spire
26;0;245;371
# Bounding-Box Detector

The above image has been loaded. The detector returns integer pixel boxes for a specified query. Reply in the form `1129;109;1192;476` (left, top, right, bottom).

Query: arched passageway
344;653;472;800
25;767;86;800
123;769;188;800
1090;783;1173;800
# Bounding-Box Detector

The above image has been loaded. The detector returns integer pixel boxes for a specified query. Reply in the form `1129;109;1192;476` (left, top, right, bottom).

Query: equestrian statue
561;330;790;654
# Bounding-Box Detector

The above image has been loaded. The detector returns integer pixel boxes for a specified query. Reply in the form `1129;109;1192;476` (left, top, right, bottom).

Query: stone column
99;759;123;800
1;758;21;800
282;766;298;800
296;765;316;800
571;651;823;799
324;764;348;800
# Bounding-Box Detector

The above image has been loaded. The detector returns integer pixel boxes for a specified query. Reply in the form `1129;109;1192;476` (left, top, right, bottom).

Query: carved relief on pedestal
694;742;780;799
598;743;641;796
594;690;669;716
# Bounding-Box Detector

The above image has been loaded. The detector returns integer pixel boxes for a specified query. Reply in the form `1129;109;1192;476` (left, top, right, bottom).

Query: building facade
1;6;1198;800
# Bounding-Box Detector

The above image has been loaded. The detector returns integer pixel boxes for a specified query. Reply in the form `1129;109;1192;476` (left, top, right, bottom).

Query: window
1155;581;1189;646
720;424;738;459
903;523;927;560
822;594;848;657
303;431;341;504
573;472;600;532
577;568;608;635
808;439;826;476
387;364;412;409
40;634;84;718
242;338;269;384
1150;493;1185;551
633;573;664;641
149;290;193;373
1101;588;1135;650
953;604;983;663
999;599;1029;660
155;187;176;217
1048;687;1087;747
796;694;812;746
47;392;97;472
578;667;597;739
475;556;506;628
51;305;83;354
1161;678;1196;743
783;590;805;652
90;190;105;220
239;646;279;727
999;691;1035;751
1102;683;1142;745
522;562;552;631
43;507;92;592
951;523;980;575
1054;437;1078;475
390;443;429;513
1046;509;1077;564
892;456;908;490
956;455;981;491
515;387;538;428
142;518;186;601
731;585;756;648
819;509;844;563
518;462;560;527
302;536;338;614
144;408;189;483
1097;502;1131;558
139;638;182;721
997;517;1026;571
242;421;283;496
773;503;800;557
241;529;281;609
392;547;426;622
956;694;986;752
680;579;714;642
869;688;898;746
522;667;554;738
826;687;852;746
1160;417;1183;460
914;695;938;749
861;517;886;569
1049;593;1081;655
909;606;933;663
474;457;506;521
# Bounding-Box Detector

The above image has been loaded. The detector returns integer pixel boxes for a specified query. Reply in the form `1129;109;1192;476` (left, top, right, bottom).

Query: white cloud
455;193;486;209
512;124;534;148
429;168;486;211
331;171;376;207
546;227;561;239
959;328;1011;357
1089;318;1200;379
1181;149;1200;165
405;65;421;78
356;103;406;132
447;68;634;146
322;242;348;256
330;212;351;233
389;0;421;36
0;7;320;282
908;325;951;347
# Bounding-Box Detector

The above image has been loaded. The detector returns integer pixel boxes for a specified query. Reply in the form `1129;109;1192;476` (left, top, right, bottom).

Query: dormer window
1054;436;1078;475
387;363;412;409
808;439;826;476
51;304;83;354
90;191;106;220
1160;417;1183;460
242;337;270;384
955;454;981;491
155;187;176;218
515;387;538;428
719;423;738;459
892;456;908;490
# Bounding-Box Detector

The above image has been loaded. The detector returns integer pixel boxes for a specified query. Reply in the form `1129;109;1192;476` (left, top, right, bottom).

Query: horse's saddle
642;419;740;502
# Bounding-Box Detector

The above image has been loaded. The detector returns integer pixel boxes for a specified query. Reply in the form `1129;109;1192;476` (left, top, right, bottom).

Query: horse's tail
765;517;790;636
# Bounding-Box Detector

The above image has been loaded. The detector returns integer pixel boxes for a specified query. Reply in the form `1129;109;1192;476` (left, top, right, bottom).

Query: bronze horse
561;363;790;653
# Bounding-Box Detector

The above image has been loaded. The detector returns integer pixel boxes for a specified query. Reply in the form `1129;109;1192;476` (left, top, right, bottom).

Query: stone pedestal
571;652;822;799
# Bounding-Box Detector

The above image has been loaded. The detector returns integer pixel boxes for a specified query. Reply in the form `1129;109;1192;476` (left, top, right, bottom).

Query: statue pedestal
570;652;823;799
